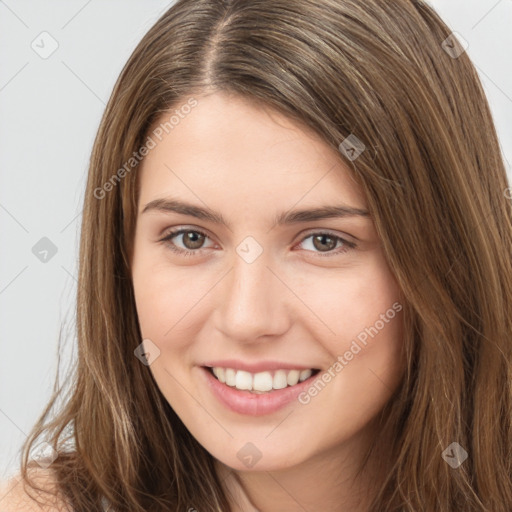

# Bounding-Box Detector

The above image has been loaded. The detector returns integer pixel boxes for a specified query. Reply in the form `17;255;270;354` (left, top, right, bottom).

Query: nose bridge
214;246;290;342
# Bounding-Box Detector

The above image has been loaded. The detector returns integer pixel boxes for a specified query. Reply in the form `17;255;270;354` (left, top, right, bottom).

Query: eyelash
159;227;357;258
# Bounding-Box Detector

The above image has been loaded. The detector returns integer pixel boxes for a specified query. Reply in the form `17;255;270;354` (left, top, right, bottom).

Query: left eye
160;229;356;257
299;232;356;256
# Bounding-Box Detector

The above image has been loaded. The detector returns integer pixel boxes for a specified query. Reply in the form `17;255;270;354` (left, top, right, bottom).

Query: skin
130;91;406;511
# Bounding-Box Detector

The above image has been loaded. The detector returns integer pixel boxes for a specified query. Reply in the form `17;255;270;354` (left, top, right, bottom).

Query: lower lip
200;366;318;416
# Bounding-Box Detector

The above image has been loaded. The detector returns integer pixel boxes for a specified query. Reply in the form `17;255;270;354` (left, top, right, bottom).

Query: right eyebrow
141;198;228;225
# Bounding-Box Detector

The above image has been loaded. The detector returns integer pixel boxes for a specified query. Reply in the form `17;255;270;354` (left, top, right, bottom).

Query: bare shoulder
0;468;71;511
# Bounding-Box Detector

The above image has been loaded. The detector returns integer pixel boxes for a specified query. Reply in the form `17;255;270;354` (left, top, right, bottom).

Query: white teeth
253;371;273;391
235;370;253;390
287;370;300;386
214;367;226;383
299;369;312;382
210;367;316;392
273;370;288;390
225;368;236;386
213;368;226;383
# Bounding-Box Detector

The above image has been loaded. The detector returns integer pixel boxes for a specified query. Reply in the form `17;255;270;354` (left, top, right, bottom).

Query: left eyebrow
273;205;370;227
141;197;370;230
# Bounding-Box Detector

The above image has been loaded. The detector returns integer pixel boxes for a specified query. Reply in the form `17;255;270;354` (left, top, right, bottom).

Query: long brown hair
17;0;512;510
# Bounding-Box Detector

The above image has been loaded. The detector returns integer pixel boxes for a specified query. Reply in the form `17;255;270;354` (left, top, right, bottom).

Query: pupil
185;231;204;249
314;234;336;252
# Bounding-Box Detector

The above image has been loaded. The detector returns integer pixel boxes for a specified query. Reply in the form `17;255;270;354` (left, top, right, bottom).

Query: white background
1;0;511;479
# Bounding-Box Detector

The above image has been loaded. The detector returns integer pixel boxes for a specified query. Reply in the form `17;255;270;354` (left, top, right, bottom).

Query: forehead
137;92;366;216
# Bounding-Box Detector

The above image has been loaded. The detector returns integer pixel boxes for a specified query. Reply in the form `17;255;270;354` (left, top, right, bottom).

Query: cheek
131;242;179;340
131;249;216;357
298;256;402;347
132;268;174;339
301;256;405;405
131;257;202;400
324;315;404;427
298;299;404;445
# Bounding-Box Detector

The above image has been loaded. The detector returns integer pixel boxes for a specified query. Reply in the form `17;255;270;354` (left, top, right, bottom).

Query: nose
213;250;292;344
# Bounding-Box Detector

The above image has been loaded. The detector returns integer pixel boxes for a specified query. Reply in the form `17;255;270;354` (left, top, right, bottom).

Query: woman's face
131;91;405;472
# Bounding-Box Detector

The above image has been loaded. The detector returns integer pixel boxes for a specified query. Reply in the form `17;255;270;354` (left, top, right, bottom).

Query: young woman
3;0;512;510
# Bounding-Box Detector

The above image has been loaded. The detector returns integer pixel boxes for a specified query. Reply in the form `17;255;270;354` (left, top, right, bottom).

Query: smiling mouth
204;366;321;394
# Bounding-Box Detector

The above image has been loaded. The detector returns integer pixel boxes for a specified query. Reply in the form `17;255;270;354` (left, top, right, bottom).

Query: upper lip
201;359;319;373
